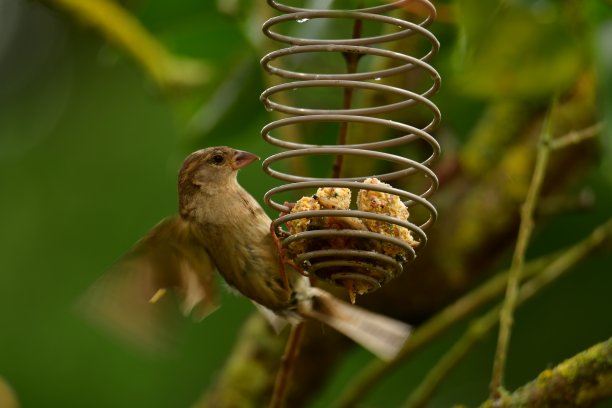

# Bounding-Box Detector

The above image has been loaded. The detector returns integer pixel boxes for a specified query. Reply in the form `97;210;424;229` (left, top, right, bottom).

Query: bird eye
210;154;225;165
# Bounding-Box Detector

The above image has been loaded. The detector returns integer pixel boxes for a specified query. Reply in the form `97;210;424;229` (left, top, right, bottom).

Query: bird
81;146;411;360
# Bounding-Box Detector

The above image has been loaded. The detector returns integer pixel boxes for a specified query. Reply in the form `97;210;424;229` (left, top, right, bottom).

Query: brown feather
83;146;412;360
79;216;218;352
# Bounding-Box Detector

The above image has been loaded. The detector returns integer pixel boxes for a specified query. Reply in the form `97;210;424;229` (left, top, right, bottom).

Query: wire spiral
260;0;441;297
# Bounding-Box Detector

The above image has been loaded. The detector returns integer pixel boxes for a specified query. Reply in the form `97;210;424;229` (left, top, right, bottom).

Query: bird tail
297;287;411;361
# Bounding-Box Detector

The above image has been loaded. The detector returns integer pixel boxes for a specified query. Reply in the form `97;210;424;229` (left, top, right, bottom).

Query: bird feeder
260;0;441;303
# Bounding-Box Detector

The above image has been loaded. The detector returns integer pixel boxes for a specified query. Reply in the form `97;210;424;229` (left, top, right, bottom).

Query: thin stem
490;102;555;399
332;18;363;179
550;122;603;150
403;306;501;408
333;253;552;407
402;218;612;408
270;322;305;408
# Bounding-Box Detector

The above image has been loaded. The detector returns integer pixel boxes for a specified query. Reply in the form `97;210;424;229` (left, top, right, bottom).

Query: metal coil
260;0;441;298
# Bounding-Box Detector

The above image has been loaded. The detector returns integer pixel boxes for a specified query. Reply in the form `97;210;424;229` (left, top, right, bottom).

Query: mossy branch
38;0;210;92
480;336;612;408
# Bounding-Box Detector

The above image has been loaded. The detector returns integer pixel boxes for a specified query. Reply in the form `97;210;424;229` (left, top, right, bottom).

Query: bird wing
78;216;219;352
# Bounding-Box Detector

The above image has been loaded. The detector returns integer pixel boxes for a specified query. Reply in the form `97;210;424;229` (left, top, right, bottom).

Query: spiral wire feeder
260;0;441;299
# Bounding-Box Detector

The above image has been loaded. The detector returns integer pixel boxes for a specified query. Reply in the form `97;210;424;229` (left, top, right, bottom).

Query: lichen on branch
480;337;612;408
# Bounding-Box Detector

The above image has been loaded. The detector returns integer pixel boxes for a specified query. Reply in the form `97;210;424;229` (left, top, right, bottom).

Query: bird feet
270;202;308;291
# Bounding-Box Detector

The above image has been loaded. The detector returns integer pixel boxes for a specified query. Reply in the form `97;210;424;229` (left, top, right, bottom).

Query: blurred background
0;0;610;407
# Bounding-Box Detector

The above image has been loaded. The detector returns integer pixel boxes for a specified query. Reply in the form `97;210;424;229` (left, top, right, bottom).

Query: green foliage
0;0;610;407
454;0;587;100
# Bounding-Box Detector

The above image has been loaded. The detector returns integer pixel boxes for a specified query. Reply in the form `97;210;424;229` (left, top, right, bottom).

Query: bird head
178;146;259;188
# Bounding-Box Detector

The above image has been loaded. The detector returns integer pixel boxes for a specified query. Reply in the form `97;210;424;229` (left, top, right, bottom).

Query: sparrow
82;146;410;360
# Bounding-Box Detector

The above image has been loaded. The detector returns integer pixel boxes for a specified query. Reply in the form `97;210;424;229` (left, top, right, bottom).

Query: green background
0;0;611;407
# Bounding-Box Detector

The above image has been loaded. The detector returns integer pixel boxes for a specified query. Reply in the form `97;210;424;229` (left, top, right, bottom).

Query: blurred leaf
0;377;19;408
39;0;211;92
454;0;586;100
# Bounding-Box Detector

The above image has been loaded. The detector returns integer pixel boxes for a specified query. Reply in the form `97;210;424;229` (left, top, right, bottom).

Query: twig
333;258;551;408
402;218;612;408
480;336;612;408
38;0;209;91
550;122;603;150
490;102;555;399
405;116;612;408
332;257;547;408
334;218;611;408
270;322;305;408
332;17;363;179
403;306;501;408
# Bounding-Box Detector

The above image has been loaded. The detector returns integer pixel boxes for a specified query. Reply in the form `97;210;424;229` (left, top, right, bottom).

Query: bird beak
231;150;259;170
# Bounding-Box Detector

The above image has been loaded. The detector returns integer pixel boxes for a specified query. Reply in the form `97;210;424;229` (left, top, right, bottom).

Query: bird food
285;178;420;302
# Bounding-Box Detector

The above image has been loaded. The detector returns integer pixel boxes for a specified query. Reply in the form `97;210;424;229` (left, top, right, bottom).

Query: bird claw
270;220;311;292
270;221;291;291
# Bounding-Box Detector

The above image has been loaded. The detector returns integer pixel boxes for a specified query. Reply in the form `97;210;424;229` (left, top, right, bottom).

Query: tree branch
480;337;612;408
270;323;305;408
